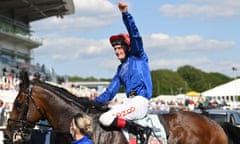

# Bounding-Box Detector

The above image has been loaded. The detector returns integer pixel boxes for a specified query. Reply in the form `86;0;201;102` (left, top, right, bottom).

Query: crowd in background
0;99;11;126
0;67;20;91
148;96;227;113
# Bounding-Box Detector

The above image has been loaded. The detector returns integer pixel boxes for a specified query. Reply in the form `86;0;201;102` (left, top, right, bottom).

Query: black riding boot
125;120;152;144
111;118;152;144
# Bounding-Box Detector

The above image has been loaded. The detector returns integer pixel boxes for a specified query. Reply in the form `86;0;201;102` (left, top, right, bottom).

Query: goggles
111;40;125;47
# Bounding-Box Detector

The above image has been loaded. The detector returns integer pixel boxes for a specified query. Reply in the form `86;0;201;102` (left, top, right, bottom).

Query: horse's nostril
4;134;9;138
3;136;11;144
4;133;10;141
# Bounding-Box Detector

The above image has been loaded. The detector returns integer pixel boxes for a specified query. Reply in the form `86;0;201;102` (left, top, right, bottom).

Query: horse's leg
50;133;71;144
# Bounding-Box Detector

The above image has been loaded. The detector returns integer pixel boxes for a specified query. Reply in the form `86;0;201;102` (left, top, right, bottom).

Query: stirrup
138;127;152;144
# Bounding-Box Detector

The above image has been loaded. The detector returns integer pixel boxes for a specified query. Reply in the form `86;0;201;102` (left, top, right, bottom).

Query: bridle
7;84;46;142
4;77;73;144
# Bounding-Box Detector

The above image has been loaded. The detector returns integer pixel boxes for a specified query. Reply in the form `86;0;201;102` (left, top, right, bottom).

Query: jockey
93;2;152;144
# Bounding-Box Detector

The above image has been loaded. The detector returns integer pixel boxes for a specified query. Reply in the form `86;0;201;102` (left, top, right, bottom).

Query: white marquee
202;78;240;97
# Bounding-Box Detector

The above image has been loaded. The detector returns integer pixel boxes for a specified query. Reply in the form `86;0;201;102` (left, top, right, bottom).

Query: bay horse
4;71;228;144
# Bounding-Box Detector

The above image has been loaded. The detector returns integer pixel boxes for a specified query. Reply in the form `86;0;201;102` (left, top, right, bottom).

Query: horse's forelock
19;70;30;90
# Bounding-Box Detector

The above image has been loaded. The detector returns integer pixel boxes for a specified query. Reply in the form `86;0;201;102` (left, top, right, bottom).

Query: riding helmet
109;33;130;51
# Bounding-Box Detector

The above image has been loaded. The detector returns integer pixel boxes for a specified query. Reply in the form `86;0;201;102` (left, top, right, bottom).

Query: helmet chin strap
121;45;129;56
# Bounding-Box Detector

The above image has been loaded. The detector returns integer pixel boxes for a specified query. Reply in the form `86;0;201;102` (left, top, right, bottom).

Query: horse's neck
36;90;75;129
44;100;77;130
36;82;104;130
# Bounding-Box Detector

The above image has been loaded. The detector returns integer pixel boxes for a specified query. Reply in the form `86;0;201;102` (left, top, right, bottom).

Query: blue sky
31;0;240;78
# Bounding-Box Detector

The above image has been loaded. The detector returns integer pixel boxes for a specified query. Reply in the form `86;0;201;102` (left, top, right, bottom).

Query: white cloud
159;0;240;18
35;35;110;62
144;33;236;54
31;0;118;32
74;0;116;14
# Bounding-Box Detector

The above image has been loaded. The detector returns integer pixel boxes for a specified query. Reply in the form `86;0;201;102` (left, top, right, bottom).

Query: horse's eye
15;102;24;112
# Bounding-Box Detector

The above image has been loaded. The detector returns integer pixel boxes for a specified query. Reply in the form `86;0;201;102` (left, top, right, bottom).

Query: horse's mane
31;79;108;113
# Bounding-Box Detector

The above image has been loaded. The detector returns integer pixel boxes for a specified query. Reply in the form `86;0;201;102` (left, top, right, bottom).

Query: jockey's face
113;45;127;61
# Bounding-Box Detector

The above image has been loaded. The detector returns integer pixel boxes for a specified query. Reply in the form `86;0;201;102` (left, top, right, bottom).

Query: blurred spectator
0;99;4;126
188;100;195;111
38;119;52;144
1;103;11;126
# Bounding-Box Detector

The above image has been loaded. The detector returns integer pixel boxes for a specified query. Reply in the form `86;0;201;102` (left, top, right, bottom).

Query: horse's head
4;71;45;143
4;70;112;143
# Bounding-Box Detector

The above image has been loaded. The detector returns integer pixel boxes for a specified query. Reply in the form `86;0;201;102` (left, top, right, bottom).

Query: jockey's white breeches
99;96;149;126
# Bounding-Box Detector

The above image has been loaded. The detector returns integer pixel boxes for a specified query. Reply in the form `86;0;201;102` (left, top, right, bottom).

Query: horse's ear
19;70;30;90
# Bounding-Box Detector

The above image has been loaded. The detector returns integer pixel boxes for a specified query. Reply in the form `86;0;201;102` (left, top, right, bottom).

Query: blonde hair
72;113;93;137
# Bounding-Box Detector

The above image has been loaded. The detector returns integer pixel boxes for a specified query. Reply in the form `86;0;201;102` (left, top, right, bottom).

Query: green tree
151;69;189;97
205;72;232;89
177;65;231;92
68;76;85;82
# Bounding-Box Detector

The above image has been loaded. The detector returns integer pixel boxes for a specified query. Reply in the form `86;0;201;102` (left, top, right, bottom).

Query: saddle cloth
123;114;167;144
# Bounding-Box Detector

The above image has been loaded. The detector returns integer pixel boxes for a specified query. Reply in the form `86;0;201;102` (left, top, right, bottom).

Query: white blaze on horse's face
12;129;32;143
12;131;23;143
114;45;127;61
13;131;23;143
